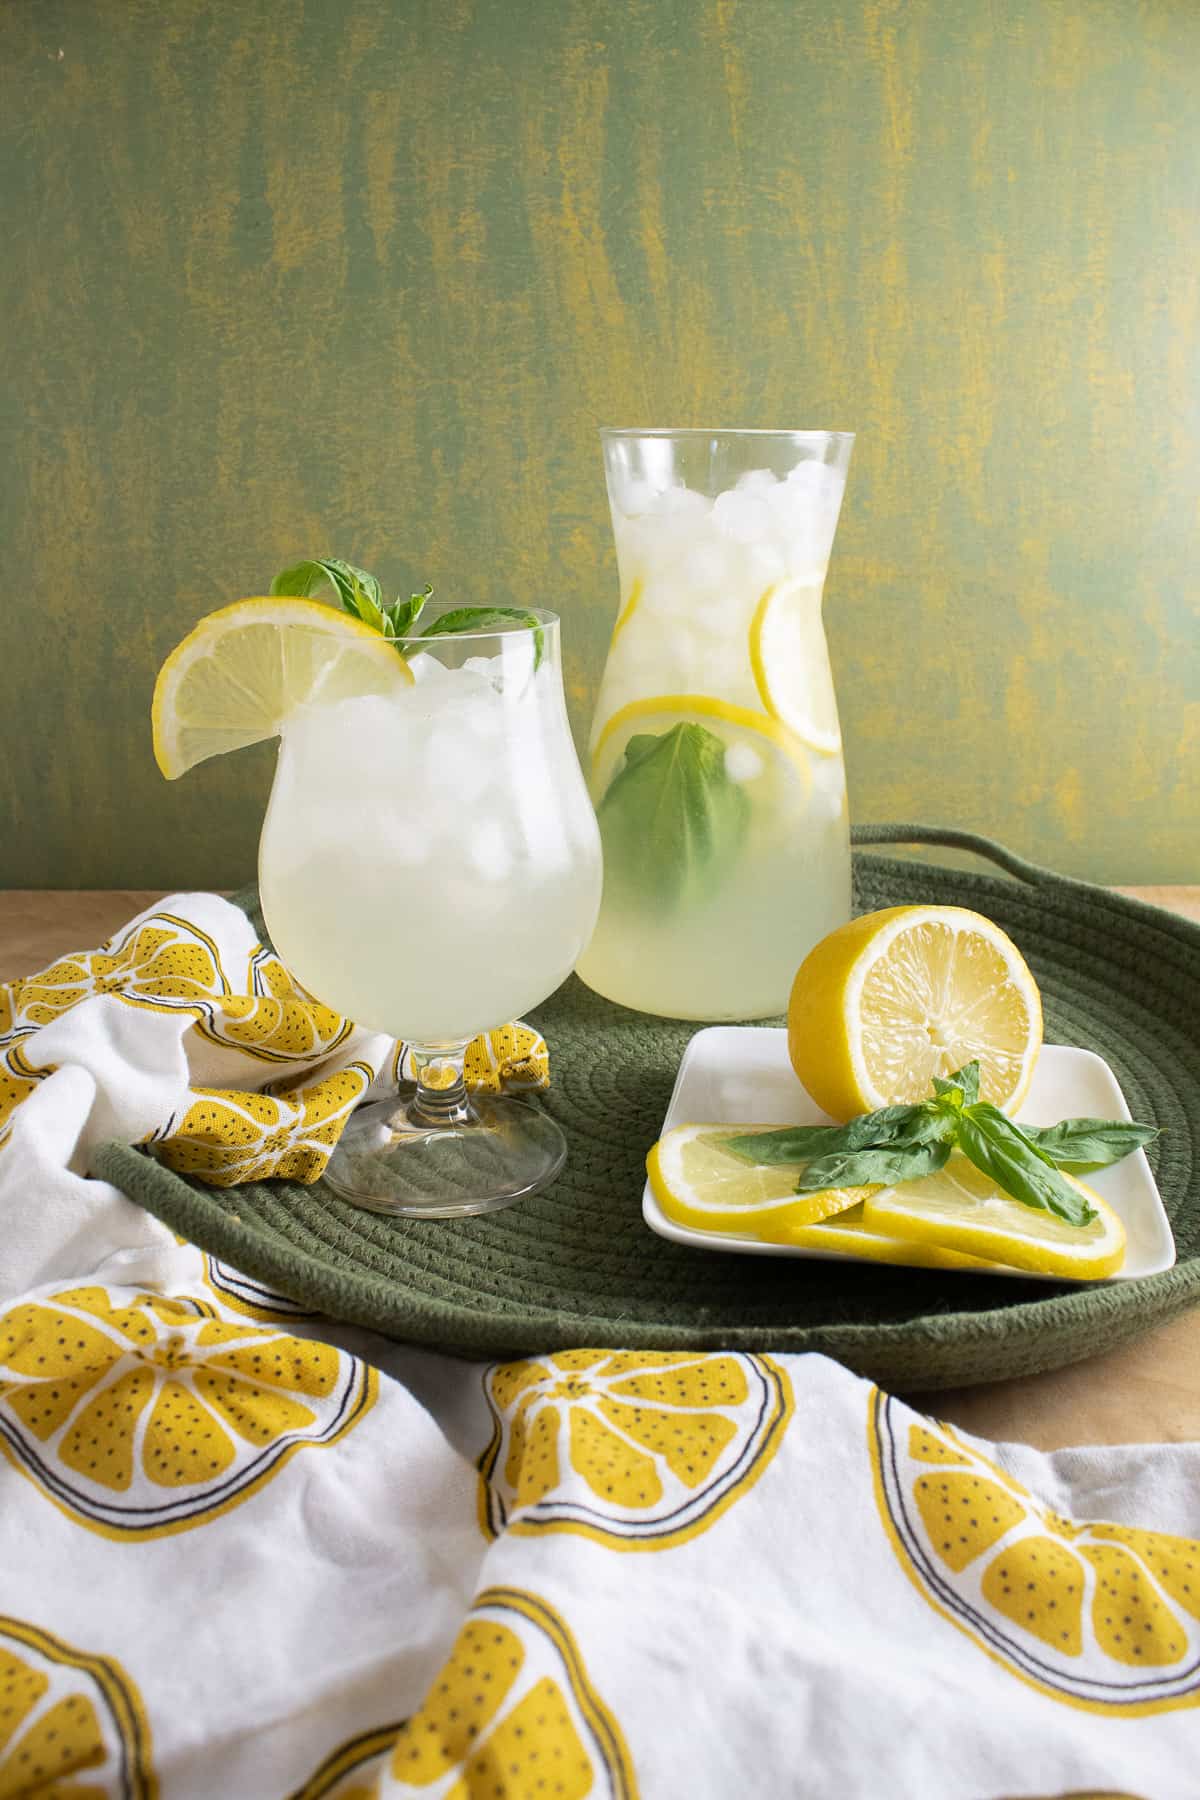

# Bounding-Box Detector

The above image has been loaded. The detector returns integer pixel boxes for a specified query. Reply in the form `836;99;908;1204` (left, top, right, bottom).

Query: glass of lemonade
575;428;855;1022
258;611;603;1216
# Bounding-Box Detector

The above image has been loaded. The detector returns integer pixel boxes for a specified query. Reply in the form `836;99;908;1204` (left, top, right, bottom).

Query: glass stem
407;1040;473;1127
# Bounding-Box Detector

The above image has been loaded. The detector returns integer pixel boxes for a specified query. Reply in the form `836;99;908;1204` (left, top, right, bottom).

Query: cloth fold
0;892;1197;1797
0;891;546;1287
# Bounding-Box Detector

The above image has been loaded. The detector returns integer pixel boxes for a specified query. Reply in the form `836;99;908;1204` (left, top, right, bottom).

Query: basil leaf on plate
726;1103;952;1166
957;1103;1096;1226
793;1138;953;1193
931;1060;981;1107
1017;1117;1159;1173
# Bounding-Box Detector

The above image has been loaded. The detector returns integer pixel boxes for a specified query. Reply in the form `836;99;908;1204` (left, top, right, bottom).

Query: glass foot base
321;1093;567;1218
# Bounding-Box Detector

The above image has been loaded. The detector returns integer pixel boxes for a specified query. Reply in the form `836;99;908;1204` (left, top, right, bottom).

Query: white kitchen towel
1;895;1197;1797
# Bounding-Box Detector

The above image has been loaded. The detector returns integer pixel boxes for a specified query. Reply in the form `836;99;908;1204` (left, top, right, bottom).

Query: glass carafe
575;428;855;1021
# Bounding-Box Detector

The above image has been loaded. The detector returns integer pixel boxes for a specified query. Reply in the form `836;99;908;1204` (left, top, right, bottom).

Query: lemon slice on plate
780;1203;1000;1271
863;1153;1126;1280
748;578;841;755
788;904;1043;1120
152;596;413;779
646;1122;866;1242
592;694;812;810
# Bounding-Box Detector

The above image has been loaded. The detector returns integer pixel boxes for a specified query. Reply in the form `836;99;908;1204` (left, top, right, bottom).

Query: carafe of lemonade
575;428;855;1021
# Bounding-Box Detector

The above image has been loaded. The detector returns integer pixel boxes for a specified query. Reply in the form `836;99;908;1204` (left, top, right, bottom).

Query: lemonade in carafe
575;428;855;1021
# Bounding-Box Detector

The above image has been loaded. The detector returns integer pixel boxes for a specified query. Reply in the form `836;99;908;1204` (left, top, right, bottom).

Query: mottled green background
2;0;1197;888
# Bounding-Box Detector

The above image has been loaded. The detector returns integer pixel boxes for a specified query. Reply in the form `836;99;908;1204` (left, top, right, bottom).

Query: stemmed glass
258;611;602;1216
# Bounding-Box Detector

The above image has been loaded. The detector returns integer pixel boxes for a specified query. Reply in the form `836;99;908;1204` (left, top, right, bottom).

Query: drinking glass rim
599;426;855;441
388;607;559;648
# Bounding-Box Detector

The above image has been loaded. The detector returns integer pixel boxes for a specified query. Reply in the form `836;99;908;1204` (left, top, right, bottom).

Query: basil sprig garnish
271;557;543;665
596;722;749;912
726;1063;1158;1229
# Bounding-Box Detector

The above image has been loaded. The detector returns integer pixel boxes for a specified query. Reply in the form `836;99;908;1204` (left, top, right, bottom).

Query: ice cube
617;478;659;517
712;488;774;545
682;540;731;593
725;743;765;784
781;461;846;523
406;652;450;686
466;817;515;883
658;484;712;519
734;468;778;496
420;721;493;805
497;632;536;693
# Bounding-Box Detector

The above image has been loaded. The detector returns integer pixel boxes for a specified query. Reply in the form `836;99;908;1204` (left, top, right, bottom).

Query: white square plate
642;1029;1175;1281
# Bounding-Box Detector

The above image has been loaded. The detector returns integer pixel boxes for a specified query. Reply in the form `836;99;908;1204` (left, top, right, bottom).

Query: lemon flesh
780;1203;1000;1271
152;596;414;779
863;1153;1125;1280
647;1122;866;1242
748;579;842;755
788;904;1043;1120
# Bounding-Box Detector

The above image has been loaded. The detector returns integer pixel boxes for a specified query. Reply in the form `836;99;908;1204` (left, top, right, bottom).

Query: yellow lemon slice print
871;1393;1200;1714
478;1349;792;1549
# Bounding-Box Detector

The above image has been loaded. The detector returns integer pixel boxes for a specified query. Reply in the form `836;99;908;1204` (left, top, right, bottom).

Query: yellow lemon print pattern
151;1063;374;1186
478;1351;793;1549
199;1254;317;1322
6;916;230;1030
0;1042;50;1153
869;1391;1200;1715
198;944;355;1065
398;1024;550;1096
0;913;355;1068
0;1284;376;1539
0;1614;155;1799
292;1589;637;1800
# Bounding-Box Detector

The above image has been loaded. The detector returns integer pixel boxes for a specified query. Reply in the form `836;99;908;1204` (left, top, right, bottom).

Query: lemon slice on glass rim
152;596;413;780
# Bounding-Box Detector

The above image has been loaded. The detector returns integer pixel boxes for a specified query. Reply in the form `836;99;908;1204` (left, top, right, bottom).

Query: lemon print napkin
0;891;547;1289
1;901;1199;1794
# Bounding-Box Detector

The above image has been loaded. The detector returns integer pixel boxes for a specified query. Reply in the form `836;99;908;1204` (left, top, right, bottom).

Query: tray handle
850;823;1058;889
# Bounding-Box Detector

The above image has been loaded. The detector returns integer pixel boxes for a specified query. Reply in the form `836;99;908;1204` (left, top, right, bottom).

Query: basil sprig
726;1063;1158;1229
271;557;542;665
596;722;749;911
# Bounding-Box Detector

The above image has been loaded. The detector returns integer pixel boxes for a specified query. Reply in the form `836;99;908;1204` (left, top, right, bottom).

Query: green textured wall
2;0;1197;889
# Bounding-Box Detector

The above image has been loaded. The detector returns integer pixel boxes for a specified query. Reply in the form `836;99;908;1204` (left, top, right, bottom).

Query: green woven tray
95;827;1200;1389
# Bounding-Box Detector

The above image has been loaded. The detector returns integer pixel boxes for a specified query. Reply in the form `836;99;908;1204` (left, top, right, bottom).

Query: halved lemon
749;578;841;755
780;1202;1000;1271
862;1153;1125;1280
592;694;812;810
788;904;1043;1120
646;1122;866;1242
152;597;413;779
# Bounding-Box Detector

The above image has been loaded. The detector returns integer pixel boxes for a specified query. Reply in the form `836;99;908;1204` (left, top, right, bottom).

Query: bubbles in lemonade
575;453;851;1021
259;642;602;1042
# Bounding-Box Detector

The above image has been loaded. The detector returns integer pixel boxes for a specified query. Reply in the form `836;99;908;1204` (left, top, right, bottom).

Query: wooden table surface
3;885;1199;1452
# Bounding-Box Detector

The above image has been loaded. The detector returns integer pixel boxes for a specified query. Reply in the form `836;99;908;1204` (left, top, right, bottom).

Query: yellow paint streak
711;0;748;154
